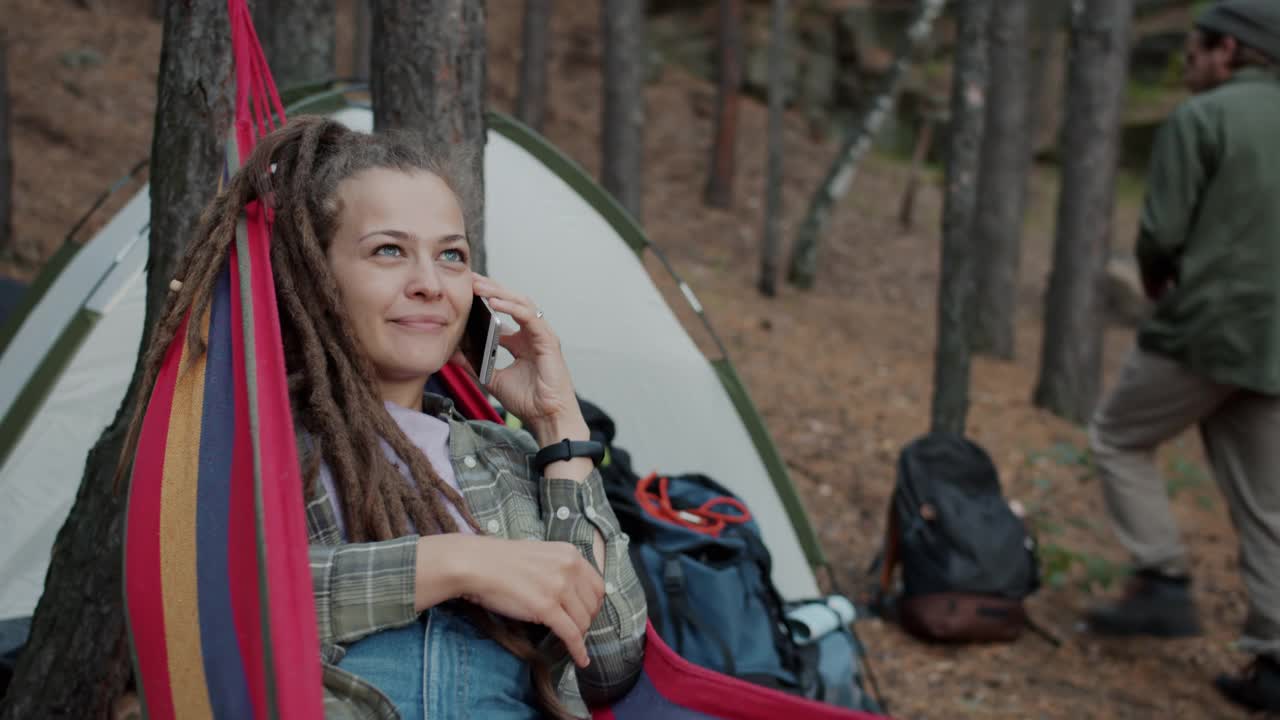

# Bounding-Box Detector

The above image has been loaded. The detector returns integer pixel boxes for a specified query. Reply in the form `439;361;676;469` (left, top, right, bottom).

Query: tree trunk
353;0;372;82
0;1;233;716
516;0;553;133
601;0;646;222
0;33;11;258
897;113;935;232
1028;0;1071;155
929;0;993;436
704;0;742;209
254;0;336;91
970;0;1032;360
786;0;946;290
371;0;487;273
1034;0;1134;423
759;0;786;297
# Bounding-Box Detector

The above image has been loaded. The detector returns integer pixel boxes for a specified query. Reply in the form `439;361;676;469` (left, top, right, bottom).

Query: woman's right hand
417;534;605;668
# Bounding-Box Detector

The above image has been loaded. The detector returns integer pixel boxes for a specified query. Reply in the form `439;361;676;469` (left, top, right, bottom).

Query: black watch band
533;438;605;473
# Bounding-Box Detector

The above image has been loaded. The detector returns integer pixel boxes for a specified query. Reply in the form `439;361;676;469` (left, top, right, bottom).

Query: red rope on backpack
634;473;752;538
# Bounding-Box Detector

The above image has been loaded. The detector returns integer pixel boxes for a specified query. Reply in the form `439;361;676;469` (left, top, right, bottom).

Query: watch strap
533;438;605;473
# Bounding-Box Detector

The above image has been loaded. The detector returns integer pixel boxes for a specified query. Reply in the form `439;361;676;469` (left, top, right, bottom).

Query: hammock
123;1;320;717
121;2;888;718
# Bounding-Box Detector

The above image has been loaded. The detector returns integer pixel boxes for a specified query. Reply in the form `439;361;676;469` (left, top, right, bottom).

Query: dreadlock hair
117;115;575;719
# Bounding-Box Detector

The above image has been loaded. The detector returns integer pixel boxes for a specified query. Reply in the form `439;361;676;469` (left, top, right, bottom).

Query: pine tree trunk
759;0;786;297
254;0;336;91
1027;0;1071;154
353;0;372;82
970;0;1032;360
1033;0;1134;423
704;0;742;209
516;0;553;133
786;0;946;290
370;0;487;273
0;1;233;716
601;0;646;222
0;33;11;258
929;0;993;436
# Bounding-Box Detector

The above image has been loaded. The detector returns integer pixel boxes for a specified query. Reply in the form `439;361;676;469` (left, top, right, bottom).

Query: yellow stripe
159;327;214;719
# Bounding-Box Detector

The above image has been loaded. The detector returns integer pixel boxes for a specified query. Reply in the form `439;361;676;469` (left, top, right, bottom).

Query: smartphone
462;295;503;385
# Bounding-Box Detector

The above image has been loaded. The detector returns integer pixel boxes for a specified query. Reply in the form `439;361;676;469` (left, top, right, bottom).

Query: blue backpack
617;472;809;690
581;399;881;711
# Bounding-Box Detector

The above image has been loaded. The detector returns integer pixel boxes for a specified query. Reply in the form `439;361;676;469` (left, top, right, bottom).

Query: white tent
0;93;825;622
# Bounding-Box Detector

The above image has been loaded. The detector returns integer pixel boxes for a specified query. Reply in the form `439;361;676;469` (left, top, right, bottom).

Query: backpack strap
629;544;664;638
878;500;902;598
661;556;737;677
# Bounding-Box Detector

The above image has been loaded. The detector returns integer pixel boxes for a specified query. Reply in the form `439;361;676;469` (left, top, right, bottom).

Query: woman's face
326;168;472;388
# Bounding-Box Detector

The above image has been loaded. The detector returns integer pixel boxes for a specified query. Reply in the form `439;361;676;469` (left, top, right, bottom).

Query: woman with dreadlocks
120;116;647;719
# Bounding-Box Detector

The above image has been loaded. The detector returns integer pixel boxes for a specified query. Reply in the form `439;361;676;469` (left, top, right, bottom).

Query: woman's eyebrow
357;229;416;243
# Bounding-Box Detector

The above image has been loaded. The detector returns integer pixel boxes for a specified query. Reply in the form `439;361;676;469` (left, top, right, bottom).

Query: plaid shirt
307;395;647;719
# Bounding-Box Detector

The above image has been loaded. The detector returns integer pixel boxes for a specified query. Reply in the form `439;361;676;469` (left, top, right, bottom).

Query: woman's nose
405;259;443;299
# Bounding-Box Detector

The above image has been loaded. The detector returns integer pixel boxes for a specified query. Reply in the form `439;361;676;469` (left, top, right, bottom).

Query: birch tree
786;0;945;289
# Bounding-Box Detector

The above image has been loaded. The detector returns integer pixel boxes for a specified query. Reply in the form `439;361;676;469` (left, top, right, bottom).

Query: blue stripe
196;263;255;718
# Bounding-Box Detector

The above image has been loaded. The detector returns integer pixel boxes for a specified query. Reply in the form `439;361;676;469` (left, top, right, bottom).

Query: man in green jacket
1085;1;1280;712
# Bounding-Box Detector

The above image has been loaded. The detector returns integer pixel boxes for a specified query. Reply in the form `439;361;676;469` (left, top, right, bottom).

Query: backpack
877;432;1040;643
617;471;813;691
580;399;881;710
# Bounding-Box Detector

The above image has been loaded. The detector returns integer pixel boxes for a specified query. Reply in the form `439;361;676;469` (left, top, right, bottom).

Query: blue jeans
337;604;540;720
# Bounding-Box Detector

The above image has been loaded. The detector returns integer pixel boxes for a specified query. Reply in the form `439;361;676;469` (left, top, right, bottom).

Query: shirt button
585;506;597;520
487;519;501;534
463;455;477;469
556;506;572;520
605;582;617;594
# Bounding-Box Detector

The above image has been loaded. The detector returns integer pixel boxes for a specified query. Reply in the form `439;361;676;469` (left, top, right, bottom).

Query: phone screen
462;295;494;375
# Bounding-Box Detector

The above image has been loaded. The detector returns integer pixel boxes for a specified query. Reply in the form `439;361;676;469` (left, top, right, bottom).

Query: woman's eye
440;248;467;264
374;244;404;258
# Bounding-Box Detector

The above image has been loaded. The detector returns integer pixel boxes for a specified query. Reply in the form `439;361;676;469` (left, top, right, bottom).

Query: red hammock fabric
123;2;322;717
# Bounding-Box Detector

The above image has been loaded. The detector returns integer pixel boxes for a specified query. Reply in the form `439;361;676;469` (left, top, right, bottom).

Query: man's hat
1196;0;1280;63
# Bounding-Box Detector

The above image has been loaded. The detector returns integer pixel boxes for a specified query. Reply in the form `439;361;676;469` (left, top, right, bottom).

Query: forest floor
1;1;1259;717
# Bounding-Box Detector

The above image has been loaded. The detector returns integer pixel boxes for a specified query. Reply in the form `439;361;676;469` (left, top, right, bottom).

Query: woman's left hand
471;273;587;443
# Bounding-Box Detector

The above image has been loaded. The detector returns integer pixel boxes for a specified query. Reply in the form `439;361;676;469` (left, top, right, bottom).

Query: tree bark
704;0;742;209
929;0;993;436
1033;0;1134;424
970;0;1032;360
353;0;372;82
601;0;646;222
516;0;553;133
254;0;337;91
0;0;233;716
0;33;11;259
786;0;946;290
371;0;487;273
759;0;786;297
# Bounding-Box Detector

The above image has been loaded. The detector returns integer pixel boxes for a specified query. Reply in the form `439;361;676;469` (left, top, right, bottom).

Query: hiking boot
1085;569;1202;637
1215;656;1280;713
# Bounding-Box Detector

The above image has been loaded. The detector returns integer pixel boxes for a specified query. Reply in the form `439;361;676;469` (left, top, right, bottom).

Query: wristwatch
533;438;606;473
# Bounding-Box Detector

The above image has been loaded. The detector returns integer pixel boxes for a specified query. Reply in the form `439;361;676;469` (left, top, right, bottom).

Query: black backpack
876;432;1040;642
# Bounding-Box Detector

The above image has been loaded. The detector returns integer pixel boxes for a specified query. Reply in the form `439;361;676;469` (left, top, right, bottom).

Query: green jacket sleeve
1137;101;1216;286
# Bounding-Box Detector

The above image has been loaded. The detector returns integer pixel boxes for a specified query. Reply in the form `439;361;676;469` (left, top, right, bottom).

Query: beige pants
1089;347;1280;659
